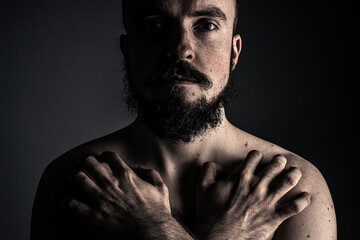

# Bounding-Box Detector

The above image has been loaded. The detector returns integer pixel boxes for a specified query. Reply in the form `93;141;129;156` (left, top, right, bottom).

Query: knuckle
304;192;312;204
109;176;119;186
290;201;303;213
75;171;87;183
68;199;78;208
253;185;266;199
284;175;297;186
200;179;209;189
239;170;251;184
103;184;114;193
203;161;216;170
122;169;133;179
84;156;96;165
148;169;158;175
159;182;169;193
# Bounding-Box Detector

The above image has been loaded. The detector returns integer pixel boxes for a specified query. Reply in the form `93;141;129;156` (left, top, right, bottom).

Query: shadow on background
0;0;357;239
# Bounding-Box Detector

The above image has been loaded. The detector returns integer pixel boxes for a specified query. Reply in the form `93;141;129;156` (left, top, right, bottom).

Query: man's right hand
195;150;312;240
65;151;173;239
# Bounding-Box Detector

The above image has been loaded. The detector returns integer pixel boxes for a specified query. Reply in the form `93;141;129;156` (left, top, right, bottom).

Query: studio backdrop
0;0;357;239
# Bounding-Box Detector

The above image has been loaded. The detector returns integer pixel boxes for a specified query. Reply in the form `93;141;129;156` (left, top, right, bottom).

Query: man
31;0;337;239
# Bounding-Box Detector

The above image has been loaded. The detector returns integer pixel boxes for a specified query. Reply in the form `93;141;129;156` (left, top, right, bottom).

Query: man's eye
197;22;218;31
142;20;165;32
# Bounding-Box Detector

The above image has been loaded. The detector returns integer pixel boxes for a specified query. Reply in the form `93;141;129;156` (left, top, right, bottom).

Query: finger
255;155;287;191
269;167;302;203
229;150;263;181
82;156;114;186
100;151;132;176
274;192;311;221
198;162;223;189
75;171;103;201
67;199;101;224
136;167;166;188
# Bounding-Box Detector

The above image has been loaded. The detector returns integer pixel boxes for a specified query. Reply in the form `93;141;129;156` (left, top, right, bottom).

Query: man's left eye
197;22;218;31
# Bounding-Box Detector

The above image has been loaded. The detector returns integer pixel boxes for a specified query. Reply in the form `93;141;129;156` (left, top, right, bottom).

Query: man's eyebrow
190;6;227;21
135;6;170;18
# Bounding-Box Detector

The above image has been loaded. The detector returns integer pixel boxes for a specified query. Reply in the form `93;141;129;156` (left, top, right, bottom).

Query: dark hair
122;0;239;34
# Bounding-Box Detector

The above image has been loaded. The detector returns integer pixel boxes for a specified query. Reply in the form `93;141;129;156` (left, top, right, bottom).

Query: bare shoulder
31;128;129;239
275;152;337;239
243;132;337;239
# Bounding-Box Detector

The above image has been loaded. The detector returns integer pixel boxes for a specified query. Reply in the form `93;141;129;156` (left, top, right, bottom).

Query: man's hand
65;151;173;239
195;150;312;240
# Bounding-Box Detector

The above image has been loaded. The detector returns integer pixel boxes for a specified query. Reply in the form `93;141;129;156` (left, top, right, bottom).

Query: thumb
198;162;223;189
135;166;165;188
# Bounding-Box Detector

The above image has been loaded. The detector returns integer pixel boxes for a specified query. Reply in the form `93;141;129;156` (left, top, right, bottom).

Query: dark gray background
1;0;358;239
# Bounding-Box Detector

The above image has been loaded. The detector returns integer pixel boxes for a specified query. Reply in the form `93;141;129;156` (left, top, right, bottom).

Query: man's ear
120;34;131;69
120;34;128;57
231;34;242;71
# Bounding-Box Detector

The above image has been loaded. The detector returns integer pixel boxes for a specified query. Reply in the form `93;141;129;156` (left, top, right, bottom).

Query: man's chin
141;85;207;104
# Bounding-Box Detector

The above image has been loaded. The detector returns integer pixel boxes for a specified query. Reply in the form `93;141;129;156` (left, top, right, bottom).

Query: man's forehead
125;0;235;18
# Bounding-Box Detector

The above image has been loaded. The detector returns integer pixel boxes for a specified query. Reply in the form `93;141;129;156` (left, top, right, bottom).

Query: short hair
122;0;239;34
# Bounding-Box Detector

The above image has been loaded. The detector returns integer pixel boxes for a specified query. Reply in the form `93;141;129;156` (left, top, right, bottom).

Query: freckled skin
31;0;337;239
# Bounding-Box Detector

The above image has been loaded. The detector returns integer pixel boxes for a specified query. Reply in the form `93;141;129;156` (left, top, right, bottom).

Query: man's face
123;0;240;103
121;0;241;142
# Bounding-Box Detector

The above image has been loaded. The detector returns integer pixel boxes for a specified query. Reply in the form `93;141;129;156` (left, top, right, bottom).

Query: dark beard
122;58;237;143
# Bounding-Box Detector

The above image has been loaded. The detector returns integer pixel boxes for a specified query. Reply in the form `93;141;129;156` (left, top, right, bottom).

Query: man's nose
167;28;195;61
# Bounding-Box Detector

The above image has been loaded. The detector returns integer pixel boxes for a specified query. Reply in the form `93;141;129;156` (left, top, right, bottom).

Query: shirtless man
31;0;337;239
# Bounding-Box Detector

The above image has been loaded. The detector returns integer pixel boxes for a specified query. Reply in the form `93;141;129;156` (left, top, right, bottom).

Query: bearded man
31;0;337;239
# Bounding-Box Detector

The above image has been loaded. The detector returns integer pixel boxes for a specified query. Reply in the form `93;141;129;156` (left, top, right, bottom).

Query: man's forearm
140;215;195;240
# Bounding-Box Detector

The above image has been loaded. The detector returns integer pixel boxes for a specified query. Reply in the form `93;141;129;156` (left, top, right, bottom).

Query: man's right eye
142;19;165;32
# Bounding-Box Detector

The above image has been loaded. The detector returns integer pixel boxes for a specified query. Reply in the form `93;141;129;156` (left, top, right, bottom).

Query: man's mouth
173;75;198;84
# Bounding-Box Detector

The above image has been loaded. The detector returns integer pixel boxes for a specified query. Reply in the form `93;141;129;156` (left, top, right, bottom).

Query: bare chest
164;167;201;229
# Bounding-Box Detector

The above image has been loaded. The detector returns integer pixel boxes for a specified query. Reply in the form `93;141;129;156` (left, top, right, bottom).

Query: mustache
145;60;213;90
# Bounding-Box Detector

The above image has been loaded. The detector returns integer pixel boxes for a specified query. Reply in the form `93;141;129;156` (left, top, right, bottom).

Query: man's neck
127;111;236;176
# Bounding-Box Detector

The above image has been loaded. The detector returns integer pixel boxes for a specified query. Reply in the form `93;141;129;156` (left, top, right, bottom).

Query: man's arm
31;151;194;240
194;150;312;240
65;152;194;240
65;151;310;240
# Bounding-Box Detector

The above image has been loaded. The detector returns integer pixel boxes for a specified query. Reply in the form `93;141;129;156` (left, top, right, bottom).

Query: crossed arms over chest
31;150;336;240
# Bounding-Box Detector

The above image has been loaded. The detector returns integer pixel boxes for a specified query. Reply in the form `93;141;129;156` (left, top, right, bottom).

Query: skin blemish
245;142;248;147
307;235;310;238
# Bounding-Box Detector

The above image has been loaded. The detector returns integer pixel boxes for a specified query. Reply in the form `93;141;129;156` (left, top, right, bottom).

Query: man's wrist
139;214;194;240
194;218;240;240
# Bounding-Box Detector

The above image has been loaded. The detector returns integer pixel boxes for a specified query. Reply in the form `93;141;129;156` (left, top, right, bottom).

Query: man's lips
173;75;198;84
147;74;201;87
174;79;197;85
